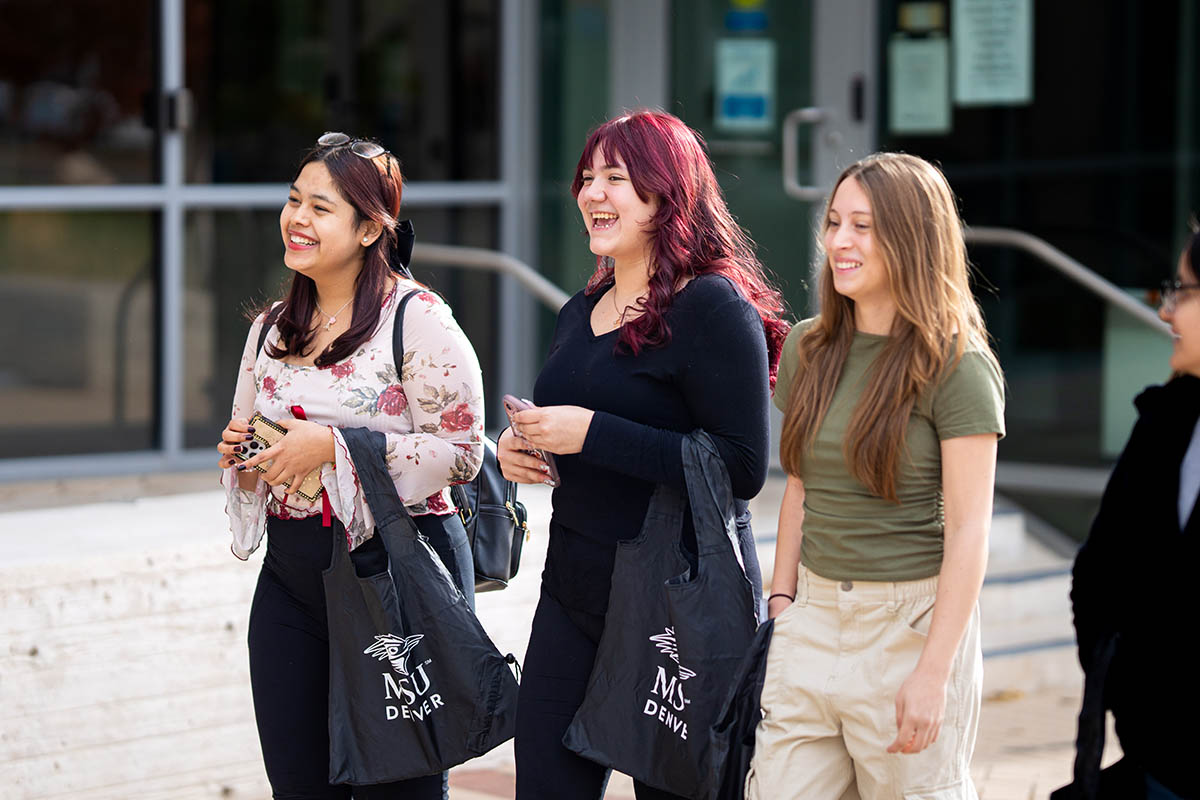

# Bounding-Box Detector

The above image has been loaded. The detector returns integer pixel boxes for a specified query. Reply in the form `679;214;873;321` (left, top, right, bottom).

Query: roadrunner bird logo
643;626;695;736
649;627;696;681
363;633;424;676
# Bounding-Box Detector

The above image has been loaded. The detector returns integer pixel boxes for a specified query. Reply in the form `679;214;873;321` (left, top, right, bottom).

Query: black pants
514;588;688;800
248;513;474;799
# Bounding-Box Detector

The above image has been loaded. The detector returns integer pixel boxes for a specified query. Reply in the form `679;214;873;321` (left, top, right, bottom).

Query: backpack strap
394;287;471;514
392;288;424;368
390;288;475;518
255;302;285;358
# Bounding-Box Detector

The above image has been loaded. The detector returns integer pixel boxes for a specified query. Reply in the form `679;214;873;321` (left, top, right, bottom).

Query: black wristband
768;593;795;603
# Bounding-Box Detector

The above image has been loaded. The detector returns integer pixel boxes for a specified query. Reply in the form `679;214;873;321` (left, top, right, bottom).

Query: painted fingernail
247;426;256;433
539;464;550;474
236;464;246;471
235;445;245;453
244;433;254;441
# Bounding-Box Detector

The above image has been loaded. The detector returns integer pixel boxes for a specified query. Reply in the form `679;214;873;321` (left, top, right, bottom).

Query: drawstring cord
505;652;522;683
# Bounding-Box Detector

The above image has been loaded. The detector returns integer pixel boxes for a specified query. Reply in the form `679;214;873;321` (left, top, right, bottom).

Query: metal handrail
964;226;1172;337
410;243;570;311
965;226;1173;499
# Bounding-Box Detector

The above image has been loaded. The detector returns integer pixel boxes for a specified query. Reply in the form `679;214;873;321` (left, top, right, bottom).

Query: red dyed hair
267;139;405;366
571;110;790;386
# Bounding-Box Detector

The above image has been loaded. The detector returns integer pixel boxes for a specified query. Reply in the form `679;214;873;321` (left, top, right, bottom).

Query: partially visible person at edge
1068;222;1200;800
495;109;788;800
746;152;1005;800
216;133;484;800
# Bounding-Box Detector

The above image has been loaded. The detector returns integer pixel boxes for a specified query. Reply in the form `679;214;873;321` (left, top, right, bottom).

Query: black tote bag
704;618;773;800
323;426;519;785
563;431;760;798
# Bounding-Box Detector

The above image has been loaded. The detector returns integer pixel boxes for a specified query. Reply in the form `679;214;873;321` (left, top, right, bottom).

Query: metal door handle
782;106;827;201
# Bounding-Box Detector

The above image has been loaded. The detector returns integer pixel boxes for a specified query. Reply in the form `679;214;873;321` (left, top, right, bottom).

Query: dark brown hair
267;140;403;366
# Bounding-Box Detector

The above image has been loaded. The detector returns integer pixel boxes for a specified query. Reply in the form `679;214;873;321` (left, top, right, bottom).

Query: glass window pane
875;0;1200;476
0;0;157;185
185;0;500;184
184;206;500;448
0;211;158;458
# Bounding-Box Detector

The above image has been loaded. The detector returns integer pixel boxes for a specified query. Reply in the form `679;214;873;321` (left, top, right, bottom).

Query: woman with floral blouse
216;133;483;800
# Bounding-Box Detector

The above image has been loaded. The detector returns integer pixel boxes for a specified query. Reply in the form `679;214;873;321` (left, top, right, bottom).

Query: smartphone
502;394;562;487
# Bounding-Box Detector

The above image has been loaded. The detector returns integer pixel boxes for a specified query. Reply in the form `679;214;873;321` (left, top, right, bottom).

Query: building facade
2;0;1197;534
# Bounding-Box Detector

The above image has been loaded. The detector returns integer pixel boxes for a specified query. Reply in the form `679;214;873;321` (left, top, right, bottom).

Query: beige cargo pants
745;567;982;800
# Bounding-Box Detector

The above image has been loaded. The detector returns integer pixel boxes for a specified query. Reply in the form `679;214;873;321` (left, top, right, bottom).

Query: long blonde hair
779;153;995;501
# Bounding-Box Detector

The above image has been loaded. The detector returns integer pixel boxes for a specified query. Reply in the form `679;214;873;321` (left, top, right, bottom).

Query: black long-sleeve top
533;273;771;615
1070;374;1200;795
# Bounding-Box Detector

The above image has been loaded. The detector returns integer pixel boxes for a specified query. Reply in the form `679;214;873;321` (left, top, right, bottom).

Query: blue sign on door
714;39;776;133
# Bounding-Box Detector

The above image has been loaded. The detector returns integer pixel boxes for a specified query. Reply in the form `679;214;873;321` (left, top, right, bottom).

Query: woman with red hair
498;109;788;799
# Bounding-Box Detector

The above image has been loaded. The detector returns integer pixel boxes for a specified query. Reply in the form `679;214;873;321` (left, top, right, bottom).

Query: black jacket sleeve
1070;408;1155;672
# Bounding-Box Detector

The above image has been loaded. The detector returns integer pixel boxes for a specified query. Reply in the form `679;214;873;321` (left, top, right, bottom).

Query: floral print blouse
222;279;485;560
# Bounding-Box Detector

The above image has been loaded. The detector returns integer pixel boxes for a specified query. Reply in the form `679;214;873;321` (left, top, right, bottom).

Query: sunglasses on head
317;131;396;181
317;131;388;158
317;132;412;275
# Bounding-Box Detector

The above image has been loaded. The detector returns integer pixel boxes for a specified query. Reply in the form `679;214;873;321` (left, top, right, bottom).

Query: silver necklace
611;286;644;323
315;296;354;331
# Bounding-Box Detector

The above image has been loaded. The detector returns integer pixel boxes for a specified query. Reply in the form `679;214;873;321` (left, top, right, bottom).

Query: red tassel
289;404;331;527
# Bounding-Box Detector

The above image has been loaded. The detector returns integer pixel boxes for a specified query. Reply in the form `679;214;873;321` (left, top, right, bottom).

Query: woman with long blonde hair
746;152;1004;799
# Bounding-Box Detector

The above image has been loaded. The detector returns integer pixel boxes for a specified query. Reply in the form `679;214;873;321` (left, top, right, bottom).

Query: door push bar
781;107;828;201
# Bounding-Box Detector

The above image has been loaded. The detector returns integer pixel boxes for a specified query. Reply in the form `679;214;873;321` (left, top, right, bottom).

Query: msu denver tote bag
323;426;519;784
563;431;760;798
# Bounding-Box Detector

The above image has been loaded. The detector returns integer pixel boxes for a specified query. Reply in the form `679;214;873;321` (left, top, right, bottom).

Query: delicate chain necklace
611;285;645;324
315;296;354;331
611;288;625;323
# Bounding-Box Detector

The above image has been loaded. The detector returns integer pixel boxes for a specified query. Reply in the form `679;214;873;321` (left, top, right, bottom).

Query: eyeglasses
317;131;388;159
317;131;395;181
1159;279;1200;313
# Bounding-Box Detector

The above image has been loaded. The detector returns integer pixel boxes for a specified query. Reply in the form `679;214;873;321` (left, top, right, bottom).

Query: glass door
669;0;877;463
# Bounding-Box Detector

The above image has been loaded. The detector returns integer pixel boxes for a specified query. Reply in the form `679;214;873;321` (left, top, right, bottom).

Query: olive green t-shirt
775;318;1006;581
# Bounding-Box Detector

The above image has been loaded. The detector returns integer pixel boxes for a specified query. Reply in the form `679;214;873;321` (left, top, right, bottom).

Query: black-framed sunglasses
317;131;393;179
1159;279;1200;313
318;131;386;158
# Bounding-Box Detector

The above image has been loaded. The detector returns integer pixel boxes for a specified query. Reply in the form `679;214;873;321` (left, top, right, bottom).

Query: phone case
231;412;325;503
502;394;561;487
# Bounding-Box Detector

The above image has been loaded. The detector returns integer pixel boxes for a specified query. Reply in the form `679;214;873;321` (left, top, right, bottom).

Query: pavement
0;470;1120;799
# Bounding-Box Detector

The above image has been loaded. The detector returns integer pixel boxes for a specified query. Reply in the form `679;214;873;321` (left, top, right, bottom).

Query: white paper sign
714;39;776;132
889;37;951;135
953;0;1033;105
